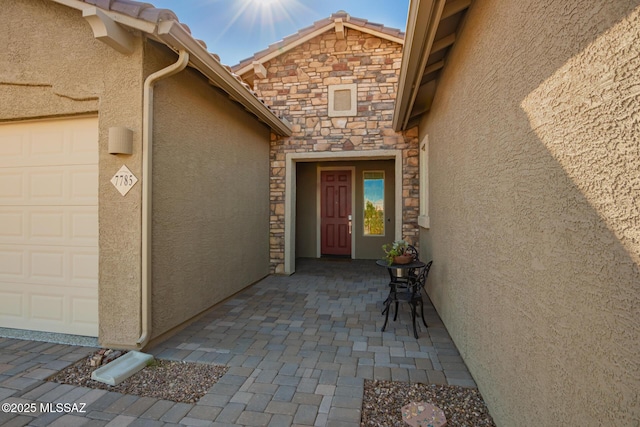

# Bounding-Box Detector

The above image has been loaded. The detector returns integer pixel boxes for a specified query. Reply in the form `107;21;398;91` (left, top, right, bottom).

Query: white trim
284;149;402;274
343;22;405;45
82;7;135;54
328;84;358;117
236;23;336;75
392;0;446;131
363;170;387;237
50;0;292;137
317;167;356;258
51;0;156;33
235;22;404;76
419;135;430;229
156;21;292;136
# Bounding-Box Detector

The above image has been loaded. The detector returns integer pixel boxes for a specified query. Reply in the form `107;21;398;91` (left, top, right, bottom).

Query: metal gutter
137;49;190;349
51;0;291;137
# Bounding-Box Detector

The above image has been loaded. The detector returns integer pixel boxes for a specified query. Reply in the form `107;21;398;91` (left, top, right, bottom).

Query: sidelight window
363;171;385;236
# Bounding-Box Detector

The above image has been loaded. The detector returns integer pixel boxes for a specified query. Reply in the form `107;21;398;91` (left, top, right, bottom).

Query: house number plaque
110;165;138;196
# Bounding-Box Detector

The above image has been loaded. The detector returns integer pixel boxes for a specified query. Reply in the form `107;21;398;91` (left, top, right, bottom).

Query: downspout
137;49;189;349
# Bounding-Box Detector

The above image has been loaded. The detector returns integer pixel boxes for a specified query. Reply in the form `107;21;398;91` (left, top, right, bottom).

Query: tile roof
233;10;405;72
68;0;291;134
81;0;211;48
83;0;177;24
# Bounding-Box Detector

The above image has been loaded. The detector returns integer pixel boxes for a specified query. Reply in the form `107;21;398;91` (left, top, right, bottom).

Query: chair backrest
406;245;419;260
414;260;433;290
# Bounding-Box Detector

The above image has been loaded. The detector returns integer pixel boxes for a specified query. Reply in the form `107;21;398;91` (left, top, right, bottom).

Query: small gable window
328;83;357;117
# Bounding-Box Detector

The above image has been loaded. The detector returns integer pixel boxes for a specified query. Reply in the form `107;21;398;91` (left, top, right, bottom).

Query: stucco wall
420;0;640;425
296;160;396;259
1;0;144;346
148;43;271;339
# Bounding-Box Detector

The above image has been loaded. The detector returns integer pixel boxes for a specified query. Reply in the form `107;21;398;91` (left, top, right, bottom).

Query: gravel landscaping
49;351;494;425
48;351;228;404
362;380;495;427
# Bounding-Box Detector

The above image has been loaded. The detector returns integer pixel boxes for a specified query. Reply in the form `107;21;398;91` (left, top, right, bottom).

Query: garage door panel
29;169;65;200
0;245;97;287
0;250;24;278
71;210;98;242
0;292;22;317
70;127;100;160
71;251;98;282
1;166;97;206
30;250;65;281
31;131;64;159
70;168;98;202
30;211;64;240
0;171;23;200
72;297;99;324
0;206;97;246
31;294;64;321
0;282;98;336
0;210;23;238
0;117;98;336
0;132;25;160
0;118;98;168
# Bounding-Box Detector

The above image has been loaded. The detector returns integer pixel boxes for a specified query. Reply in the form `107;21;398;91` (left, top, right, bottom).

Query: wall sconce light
108;127;133;155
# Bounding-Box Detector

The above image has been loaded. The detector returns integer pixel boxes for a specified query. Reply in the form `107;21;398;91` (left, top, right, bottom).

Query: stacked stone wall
251;28;419;272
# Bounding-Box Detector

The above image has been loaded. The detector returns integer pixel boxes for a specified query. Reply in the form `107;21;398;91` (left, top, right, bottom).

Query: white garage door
0;117;98;336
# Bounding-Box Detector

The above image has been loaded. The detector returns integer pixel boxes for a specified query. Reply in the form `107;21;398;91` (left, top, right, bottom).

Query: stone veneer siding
250;29;419;273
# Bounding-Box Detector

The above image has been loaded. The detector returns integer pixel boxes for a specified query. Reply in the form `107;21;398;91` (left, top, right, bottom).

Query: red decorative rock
402;402;447;427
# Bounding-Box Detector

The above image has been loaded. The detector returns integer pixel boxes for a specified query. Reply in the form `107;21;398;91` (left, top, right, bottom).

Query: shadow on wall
516;5;640;423
422;3;640;426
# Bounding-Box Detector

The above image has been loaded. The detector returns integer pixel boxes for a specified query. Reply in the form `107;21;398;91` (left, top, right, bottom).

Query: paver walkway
0;258;475;427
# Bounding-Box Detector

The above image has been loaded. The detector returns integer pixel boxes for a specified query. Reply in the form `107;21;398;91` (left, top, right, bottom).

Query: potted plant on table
382;240;414;265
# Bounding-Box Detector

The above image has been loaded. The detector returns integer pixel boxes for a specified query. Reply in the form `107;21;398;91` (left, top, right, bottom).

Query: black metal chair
382;260;433;338
405;245;419;260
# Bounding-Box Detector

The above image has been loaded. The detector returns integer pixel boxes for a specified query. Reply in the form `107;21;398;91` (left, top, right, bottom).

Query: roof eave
234;19;405;77
392;0;446;131
50;0;292;137
156;21;292;136
234;22;336;76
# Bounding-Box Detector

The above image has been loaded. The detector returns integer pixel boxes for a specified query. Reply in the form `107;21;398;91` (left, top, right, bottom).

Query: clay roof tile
83;0;178;22
232;11;404;71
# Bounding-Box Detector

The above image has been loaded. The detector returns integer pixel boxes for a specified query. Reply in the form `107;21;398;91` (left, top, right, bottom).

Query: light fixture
108;127;133;155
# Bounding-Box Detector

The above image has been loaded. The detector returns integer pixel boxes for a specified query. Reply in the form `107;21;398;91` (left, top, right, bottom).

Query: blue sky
364;179;384;204
148;0;409;66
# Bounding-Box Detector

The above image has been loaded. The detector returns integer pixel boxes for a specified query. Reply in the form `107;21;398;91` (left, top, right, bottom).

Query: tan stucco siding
1;0;145;346
148;44;271;339
420;1;639;425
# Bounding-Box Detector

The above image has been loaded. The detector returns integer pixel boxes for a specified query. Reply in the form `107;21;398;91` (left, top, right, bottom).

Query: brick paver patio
0;258;474;426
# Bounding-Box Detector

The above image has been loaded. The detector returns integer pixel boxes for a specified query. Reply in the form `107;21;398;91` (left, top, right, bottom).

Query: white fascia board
392;0;445;131
235;23;336;76
342;22;405;45
236;22;404;77
51;0;156;33
157;20;292;136
82;7;135;54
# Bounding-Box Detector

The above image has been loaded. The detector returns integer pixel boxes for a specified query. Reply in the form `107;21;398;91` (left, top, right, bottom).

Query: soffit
393;0;472;130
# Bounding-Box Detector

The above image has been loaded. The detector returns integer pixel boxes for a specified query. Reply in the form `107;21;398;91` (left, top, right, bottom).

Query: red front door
321;170;352;256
